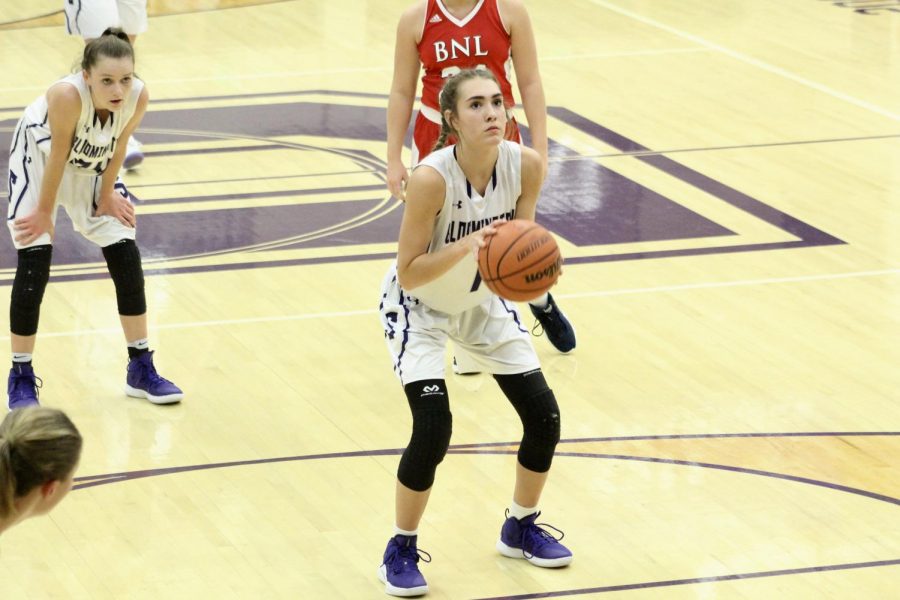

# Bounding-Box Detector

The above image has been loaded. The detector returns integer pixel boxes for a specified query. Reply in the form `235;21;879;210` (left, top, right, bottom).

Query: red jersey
417;0;515;114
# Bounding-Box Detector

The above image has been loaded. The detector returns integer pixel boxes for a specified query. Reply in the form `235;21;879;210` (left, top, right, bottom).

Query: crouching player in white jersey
377;69;572;597
5;29;182;410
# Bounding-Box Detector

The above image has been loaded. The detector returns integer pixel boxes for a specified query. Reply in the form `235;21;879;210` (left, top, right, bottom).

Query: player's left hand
96;189;136;228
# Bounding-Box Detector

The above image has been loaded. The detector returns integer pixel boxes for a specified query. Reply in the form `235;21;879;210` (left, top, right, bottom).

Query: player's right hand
462;221;505;257
13;210;55;246
387;160;409;201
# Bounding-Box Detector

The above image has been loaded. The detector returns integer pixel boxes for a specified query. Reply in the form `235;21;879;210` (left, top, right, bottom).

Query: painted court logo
0;90;842;281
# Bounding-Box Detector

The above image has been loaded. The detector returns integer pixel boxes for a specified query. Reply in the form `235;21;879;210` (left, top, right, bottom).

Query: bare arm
515;146;544;221
396;167;498;289
503;0;548;179
12;83;80;245
100;85;148;197
96;85;149;228
386;2;426;200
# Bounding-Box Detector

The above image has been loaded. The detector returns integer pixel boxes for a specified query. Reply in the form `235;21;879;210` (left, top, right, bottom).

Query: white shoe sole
125;384;183;405
496;539;573;567
378;565;428;597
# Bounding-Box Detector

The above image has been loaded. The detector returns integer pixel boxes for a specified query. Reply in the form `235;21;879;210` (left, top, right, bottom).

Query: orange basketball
477;220;562;302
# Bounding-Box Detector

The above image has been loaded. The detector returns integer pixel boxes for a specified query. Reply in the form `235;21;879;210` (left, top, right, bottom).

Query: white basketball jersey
18;72;143;176
406;140;522;314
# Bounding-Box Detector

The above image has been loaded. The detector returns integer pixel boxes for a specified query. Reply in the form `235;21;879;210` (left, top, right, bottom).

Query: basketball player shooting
376;68;572;598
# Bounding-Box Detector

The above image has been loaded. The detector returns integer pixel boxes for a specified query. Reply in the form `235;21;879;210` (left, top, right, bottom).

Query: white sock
12;352;32;363
393;526;418;537
508;500;538;520
529;293;549;310
127;338;150;350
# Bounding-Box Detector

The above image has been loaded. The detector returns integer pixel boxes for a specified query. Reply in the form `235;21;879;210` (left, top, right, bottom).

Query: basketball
477;220;562;302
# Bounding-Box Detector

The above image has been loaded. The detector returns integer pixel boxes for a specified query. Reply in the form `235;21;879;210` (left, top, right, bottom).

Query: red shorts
411;110;522;165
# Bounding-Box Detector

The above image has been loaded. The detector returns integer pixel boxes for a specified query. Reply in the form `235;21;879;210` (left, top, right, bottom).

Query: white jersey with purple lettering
406;140;522;314
6;73;142;249
378;140;537;384
23;72;143;177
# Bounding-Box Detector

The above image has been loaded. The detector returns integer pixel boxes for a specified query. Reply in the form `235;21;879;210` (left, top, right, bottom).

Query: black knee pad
102;239;146;316
494;370;561;473
10;245;53;336
397;379;453;492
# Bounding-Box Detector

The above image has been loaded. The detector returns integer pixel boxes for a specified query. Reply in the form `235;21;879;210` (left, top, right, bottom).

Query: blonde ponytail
0;408;82;519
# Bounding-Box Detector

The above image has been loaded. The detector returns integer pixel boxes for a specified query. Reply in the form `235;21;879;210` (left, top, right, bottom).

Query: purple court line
605;133;900;158
452;449;900;507
447;430;900;450
89;133;900;193
473;558;900;600
33;252;399;285
567;431;900;442
563;240;819;265
73;433;900;509
145;144;285;157
134;184;385;206
0;89;395;112
73;448;405;490
146;89;390;105
126;170;371;190
68;435;900;596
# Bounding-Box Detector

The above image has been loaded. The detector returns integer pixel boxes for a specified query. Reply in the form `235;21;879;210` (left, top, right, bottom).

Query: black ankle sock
127;346;150;359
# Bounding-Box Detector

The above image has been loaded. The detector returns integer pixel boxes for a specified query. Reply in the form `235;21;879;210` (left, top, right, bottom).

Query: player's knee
495;370;561;473
10;245;53;336
516;388;561;472
102;239;146;316
397;380;453;492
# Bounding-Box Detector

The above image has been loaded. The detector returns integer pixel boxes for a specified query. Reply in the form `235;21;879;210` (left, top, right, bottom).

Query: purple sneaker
125;351;183;405
496;511;573;567
7;364;41;410
378;534;430;597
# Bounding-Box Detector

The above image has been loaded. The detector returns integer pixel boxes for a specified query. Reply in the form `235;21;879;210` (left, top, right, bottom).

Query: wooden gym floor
0;1;898;598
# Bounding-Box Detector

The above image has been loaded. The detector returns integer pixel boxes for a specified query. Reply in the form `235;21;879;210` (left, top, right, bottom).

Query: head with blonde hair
0;407;82;531
433;68;505;152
